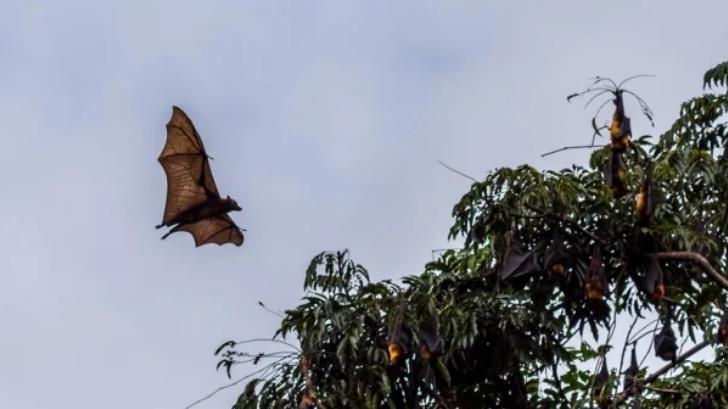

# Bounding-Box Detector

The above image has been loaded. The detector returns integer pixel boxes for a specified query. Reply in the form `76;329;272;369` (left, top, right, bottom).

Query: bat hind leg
155;223;164;229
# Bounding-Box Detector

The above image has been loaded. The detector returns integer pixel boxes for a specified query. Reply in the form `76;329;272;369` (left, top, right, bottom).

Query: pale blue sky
1;1;727;408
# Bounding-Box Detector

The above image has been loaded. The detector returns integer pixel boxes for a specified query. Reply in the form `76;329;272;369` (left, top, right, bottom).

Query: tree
207;61;728;409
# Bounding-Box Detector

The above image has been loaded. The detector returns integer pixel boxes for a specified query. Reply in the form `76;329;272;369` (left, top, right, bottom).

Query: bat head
387;323;411;365
298;392;316;409
544;239;570;277
225;195;242;211
645;257;666;303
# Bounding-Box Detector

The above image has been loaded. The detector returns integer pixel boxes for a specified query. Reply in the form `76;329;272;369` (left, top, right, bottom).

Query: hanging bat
419;319;444;361
635;162;656;226
592;357;610;407
544;237;570;277
609;91;634;152
717;312;728;346
654;320;677;362
498;238;540;281
694;393;713;409
623;347;639;391
567;76;653;152
644;257;666;304
298;354;318;409
387;323;411;365
584;246;607;301
155;106;245;247
605;150;627;198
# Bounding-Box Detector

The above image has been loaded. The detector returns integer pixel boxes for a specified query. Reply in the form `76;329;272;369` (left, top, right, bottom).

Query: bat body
584;247;607;301
498;238;540;281
645;257;665;303
605;150;627;198
387;323;411;365
544;238;570;277
636;163;655;226
156;106;245;247
592;358;610;408
717;313;728;346
654;322;677;362
623;347;639;391
419;320;444;361
610;92;633;152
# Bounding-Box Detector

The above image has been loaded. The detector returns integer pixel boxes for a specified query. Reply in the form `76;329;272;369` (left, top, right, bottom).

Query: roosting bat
544;236;570;277
567;75;654;152
644;257;666;304
717;312;728;346
592;357;610;407
635;162;656;226
419;319;444;361
584;246;607;301
498;238;539;281
387;323;411;365
605;150;627;198
609;91;633;152
654;320;677;362
623;347;639;391
155;106;245;247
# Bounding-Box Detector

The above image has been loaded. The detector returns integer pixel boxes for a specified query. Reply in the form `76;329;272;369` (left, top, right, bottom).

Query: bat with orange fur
156;107;245;247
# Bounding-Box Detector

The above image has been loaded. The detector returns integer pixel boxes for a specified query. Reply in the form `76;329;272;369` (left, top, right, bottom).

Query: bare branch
258;301;285;319
437;160;479;183
232;338;302;352
650;251;728;290
185;354;295;409
541;144;602;158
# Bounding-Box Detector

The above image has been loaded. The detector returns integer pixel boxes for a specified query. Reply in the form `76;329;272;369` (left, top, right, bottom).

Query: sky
1;1;727;408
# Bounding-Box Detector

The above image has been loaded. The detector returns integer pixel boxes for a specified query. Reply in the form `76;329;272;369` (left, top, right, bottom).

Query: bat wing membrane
158;107;221;225
177;214;244;247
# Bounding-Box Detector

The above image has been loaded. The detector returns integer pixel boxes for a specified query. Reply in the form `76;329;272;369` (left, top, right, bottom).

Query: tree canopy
209;61;728;409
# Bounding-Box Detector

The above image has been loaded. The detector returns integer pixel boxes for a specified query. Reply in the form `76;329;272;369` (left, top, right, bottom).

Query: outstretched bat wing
176;214;244;247
158;106;220;225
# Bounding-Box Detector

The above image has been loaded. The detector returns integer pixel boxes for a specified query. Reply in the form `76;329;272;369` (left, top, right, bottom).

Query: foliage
211;61;728;409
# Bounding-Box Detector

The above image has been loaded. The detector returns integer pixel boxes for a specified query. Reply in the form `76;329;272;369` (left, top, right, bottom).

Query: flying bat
155;106;245;247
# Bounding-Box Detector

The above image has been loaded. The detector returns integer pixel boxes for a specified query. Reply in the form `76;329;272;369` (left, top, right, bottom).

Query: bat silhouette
498;238;540;281
155;106;245;247
654;320;677;362
636;162;656;226
592;357;610;407
623;347;639;391
419;319;444;361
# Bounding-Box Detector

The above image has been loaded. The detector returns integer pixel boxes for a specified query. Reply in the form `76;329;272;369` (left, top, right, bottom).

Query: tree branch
437;160;479;183
185;354;295;409
540;144;602;158
650;251;728;290
613;340;712;405
521;204;608;246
